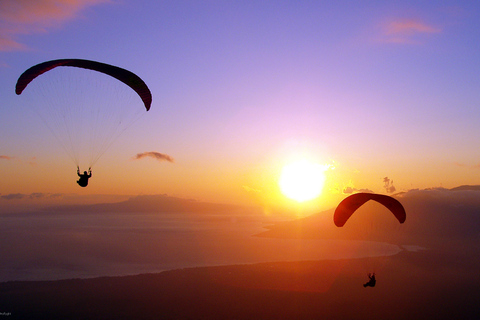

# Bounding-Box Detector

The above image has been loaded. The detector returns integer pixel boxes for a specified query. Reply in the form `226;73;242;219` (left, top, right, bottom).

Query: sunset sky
1;0;480;210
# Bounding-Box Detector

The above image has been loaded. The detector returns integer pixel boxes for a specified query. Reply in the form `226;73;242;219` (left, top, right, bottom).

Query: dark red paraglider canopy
334;193;406;227
16;59;152;111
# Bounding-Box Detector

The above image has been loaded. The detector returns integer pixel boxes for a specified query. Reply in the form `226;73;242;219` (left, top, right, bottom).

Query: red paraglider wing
15;59;152;111
334;193;406;227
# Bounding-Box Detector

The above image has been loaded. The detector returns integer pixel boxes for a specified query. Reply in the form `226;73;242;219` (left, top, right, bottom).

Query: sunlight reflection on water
0;211;405;282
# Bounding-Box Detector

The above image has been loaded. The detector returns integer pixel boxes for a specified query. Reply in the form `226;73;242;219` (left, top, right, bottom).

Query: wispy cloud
1;193;25;200
0;0;108;52
453;162;480;169
386;20;440;35
342;187;373;194
383;177;396;193
133;151;174;163
0;155;37;166
379;18;441;44
1;192;64;200
338;180;373;195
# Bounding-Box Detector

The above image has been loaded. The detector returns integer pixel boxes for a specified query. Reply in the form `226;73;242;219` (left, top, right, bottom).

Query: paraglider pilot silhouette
77;166;92;187
363;273;376;288
334;193;406;288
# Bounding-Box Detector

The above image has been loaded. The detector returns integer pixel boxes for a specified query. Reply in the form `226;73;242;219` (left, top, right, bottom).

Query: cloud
383;177;396;193
0;192;64;200
341;186;373;194
386;19;441;35
453;162;480;169
1;193;25;200
339;179;373;195
342;187;373;194
0;155;36;165
379;18;441;44
29;193;48;199
133;152;174;163
342;186;355;194
0;0;108;52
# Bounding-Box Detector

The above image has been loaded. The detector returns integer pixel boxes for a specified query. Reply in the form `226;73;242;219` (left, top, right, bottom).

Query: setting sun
279;160;327;202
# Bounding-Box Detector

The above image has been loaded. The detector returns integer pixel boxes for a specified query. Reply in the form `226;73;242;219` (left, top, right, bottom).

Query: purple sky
1;1;480;208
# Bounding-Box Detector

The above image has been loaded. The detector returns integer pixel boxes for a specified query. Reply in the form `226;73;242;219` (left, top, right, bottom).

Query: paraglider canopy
16;59;152;111
15;59;152;169
334;193;406;227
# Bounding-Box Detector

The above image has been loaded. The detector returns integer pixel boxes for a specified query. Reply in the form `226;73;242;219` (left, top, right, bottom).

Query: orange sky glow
1;1;480;215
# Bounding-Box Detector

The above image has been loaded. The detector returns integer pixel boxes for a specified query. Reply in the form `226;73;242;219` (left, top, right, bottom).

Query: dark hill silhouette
0;249;477;320
49;194;250;214
449;184;480;191
0;188;479;319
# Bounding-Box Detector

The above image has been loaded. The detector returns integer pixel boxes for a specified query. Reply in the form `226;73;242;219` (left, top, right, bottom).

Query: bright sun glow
279;159;327;202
